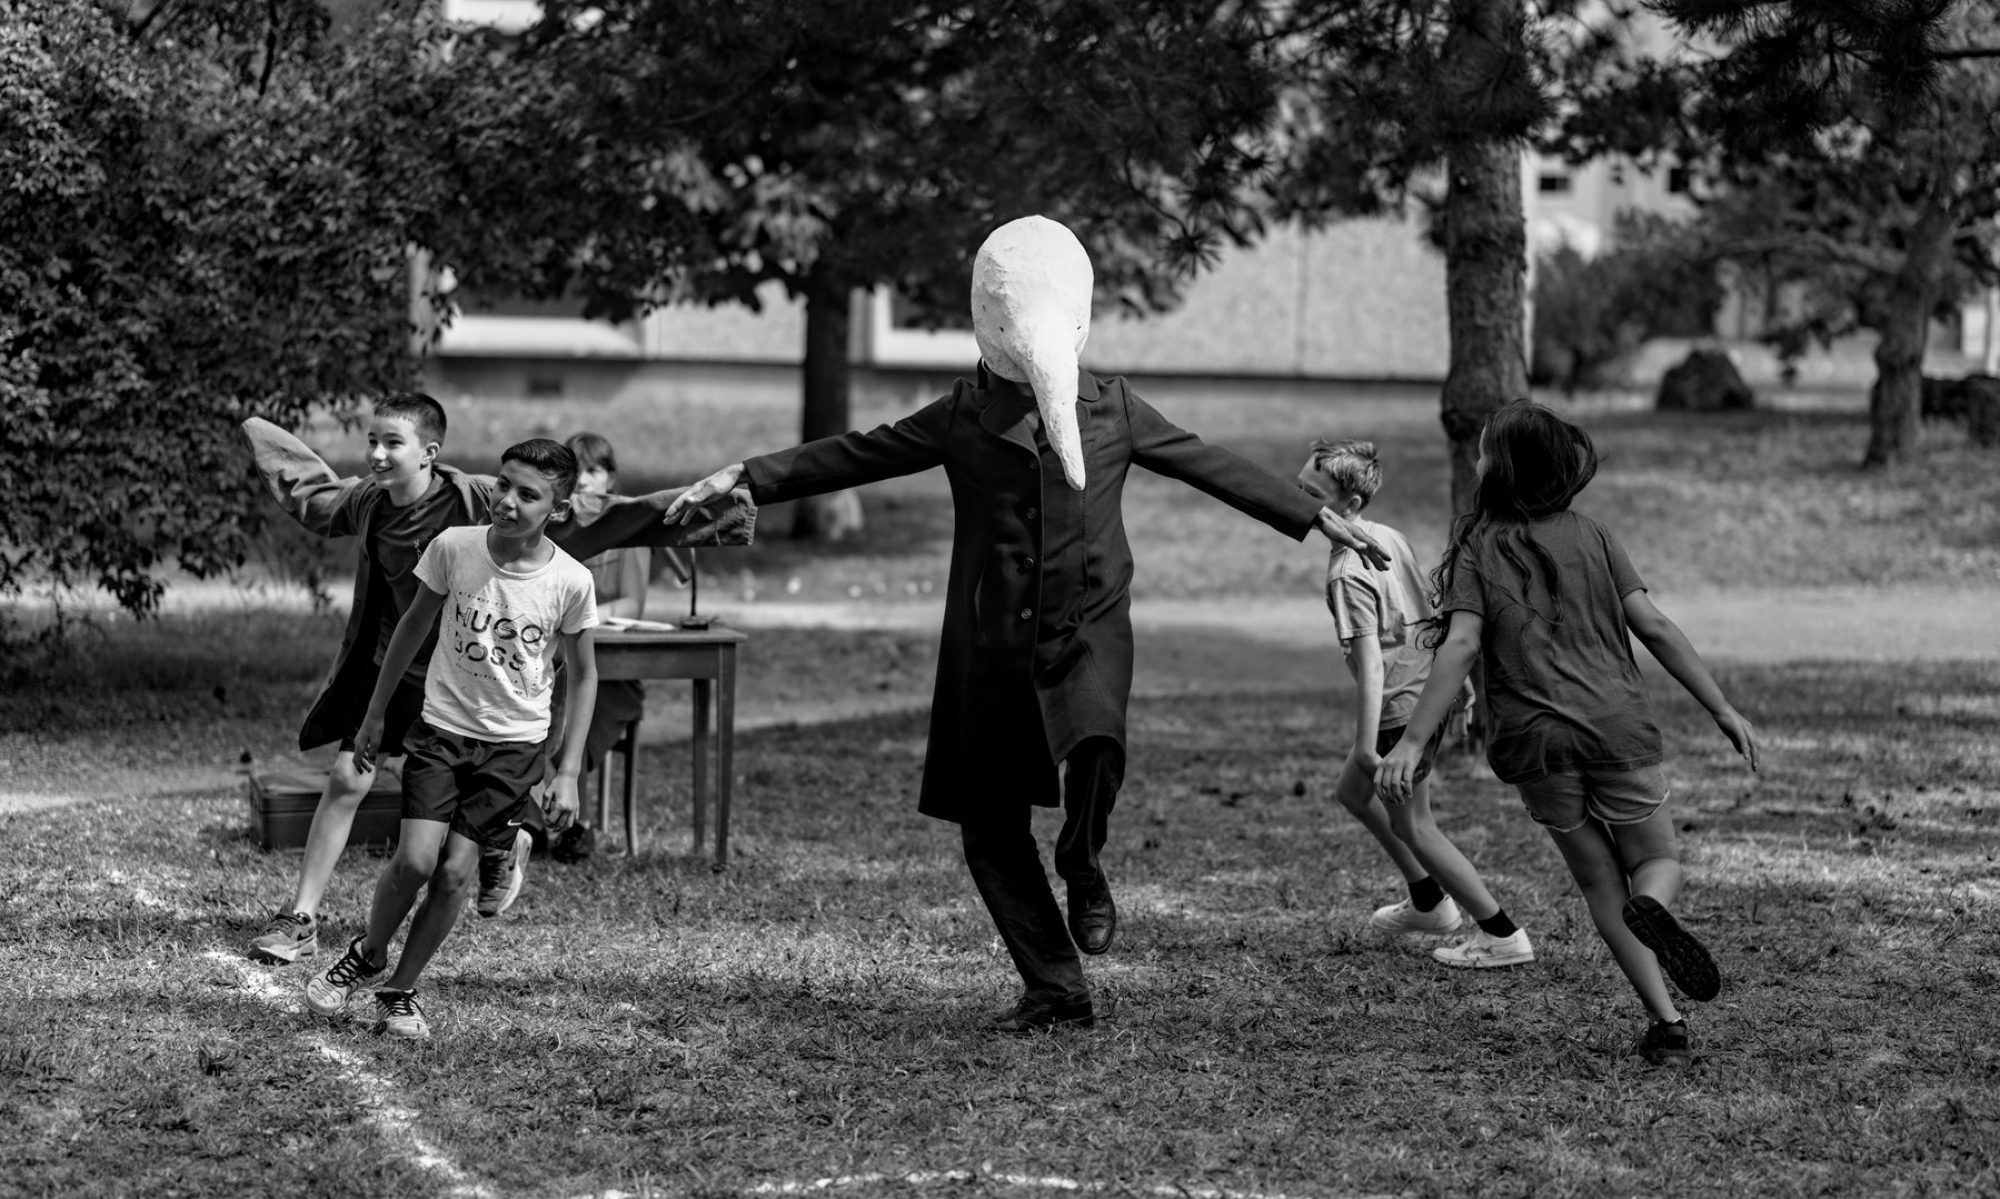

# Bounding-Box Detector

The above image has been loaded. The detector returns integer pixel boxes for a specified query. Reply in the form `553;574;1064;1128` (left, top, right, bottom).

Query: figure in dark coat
667;217;1386;1031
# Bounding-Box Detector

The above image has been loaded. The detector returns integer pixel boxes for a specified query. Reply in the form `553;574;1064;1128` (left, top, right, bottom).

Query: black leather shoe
1067;879;1117;955
992;993;1095;1034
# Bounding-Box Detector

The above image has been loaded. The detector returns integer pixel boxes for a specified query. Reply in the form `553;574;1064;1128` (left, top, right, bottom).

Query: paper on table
600;617;679;632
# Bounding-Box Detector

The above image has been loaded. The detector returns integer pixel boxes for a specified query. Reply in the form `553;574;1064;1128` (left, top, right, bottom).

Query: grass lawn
2;608;1997;1196
263;385;2000;608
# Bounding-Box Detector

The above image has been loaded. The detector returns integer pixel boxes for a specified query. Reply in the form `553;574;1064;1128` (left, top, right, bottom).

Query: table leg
622;719;641;855
715;646;735;869
594;765;610;838
691;676;711;856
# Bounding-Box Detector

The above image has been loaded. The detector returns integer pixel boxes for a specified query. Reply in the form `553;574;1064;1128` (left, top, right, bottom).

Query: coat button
1022;556;1036;570
1019;608;1032;620
1025;507;1038;520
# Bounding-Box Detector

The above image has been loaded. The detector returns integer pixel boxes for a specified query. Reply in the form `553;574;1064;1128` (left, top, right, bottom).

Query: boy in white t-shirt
303;439;601;1038
1300;438;1533;970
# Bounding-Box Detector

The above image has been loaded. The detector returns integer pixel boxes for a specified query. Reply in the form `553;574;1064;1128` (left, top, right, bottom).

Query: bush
1530;214;1723;393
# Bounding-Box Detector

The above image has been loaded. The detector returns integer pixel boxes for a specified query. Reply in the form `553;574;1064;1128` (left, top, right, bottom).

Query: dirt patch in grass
2;657;1995;1197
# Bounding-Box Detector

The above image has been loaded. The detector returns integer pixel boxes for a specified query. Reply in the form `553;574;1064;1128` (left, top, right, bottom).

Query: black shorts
1376;721;1449;785
337;678;427;758
399;720;548;851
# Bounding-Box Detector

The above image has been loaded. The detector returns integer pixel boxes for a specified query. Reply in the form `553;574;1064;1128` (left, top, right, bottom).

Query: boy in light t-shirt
1300;438;1533;971
302;439;600;1039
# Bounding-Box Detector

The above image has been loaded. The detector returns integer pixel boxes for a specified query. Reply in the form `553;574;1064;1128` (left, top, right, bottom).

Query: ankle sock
1408;877;1446;912
1476;908;1519;938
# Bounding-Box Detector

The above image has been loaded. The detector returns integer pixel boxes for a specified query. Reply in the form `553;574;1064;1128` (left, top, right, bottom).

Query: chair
591;716;644;852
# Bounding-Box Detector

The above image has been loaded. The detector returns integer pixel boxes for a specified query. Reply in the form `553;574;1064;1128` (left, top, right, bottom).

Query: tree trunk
1439;3;1531;520
1439;0;1530;754
791;274;864;541
1865;190;1956;468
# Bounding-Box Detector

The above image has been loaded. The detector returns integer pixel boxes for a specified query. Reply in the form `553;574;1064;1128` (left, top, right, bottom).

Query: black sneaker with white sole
1623;895;1721;1001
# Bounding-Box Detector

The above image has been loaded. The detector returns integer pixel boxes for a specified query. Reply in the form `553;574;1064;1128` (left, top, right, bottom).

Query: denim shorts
1514;763;1670;833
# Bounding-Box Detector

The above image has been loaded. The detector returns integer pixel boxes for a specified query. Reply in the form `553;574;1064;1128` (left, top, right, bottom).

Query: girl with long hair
1375;401;1759;1065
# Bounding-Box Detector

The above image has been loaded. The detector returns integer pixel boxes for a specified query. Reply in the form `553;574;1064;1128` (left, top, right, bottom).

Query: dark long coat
741;368;1322;823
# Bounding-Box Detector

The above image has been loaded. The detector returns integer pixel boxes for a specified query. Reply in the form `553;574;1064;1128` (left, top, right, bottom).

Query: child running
304;439;599;1039
1374;401;1759;1065
1299;439;1532;969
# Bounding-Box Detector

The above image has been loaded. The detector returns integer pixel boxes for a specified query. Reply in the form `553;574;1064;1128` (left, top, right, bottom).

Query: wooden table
591;625;747;868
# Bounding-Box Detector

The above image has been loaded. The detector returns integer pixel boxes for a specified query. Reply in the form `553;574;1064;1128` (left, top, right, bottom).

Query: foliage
1529;214;1724;392
0;4;423;615
0;3;678;619
1579;0;2000;463
471;1;1287;324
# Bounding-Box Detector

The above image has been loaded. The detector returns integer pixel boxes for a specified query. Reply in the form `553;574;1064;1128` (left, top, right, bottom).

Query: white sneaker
373;990;431;1039
1371;896;1462;934
1433;928;1535;969
476;828;531;918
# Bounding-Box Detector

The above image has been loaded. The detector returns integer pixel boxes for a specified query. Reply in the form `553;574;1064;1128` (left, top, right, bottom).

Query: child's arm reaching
352;585;447;773
1375;610;1481;804
1623;590;1760;772
1343;635;1387;774
240;417;370;538
542;628;598;830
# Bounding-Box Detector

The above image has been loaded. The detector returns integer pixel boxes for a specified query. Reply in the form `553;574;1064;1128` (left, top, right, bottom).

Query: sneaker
476;828;531;918
1371;896;1462;934
249;910;318;964
1632;1018;1693;1065
305;937;386;1016
1433;928;1536;969
373;989;430;1039
1623;895;1721;1002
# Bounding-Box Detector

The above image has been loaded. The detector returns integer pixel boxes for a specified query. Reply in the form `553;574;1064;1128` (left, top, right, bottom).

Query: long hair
1424;401;1600;646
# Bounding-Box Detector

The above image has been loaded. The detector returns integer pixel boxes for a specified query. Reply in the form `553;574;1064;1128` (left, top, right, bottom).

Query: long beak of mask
972;216;1092;491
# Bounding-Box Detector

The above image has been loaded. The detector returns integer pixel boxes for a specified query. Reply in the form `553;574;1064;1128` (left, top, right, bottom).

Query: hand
541;774;580;831
1315;508;1390;571
662;463;745;526
352;714;384;775
1374;744;1419;805
1714;706;1760;772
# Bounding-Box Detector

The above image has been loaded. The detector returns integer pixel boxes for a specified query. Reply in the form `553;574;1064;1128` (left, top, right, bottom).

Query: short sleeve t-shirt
1324;518;1437;729
367;476;467;684
1440;510;1662;782
412;526;599;742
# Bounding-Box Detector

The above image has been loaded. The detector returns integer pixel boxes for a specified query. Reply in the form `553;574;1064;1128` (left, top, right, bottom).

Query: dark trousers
960;737;1124;1002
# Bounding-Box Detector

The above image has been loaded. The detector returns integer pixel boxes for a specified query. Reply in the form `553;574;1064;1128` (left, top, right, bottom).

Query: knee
324;764;372;806
387;851;435;890
433;852;479;896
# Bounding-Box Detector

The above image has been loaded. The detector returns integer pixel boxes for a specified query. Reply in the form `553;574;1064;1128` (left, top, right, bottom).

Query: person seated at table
540;432;687;861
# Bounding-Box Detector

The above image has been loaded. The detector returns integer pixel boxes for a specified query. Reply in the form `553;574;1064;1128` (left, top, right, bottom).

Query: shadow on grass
2;658;1997;1197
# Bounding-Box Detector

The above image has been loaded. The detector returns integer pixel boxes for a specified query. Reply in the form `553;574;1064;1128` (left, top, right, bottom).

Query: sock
1408;877;1446;912
1476;908;1519;938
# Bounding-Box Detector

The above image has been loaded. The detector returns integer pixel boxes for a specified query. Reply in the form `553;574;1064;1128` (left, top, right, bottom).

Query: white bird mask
971;215;1092;490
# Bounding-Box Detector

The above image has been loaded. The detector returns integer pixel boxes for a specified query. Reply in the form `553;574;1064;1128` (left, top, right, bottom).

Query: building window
1536;172;1572;195
1667;166;1692;195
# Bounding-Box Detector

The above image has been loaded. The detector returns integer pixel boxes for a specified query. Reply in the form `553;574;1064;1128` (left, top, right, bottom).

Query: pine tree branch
1933;47;2000;61
1712;232;1903;274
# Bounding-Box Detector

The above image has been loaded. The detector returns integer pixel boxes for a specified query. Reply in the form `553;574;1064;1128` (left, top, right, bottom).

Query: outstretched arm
1375;611;1480;804
1125;390;1389;568
239;417;369;538
1624;589;1760;771
665;397;954;526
